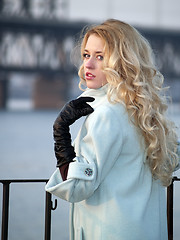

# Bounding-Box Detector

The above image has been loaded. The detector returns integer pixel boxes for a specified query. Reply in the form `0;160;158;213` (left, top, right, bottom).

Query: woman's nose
85;57;95;69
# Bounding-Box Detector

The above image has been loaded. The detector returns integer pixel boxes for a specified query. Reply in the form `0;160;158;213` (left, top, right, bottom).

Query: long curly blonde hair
78;19;178;186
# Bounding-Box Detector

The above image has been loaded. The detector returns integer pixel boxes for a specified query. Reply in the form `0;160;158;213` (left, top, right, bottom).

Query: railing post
167;180;174;240
1;181;10;240
44;191;52;240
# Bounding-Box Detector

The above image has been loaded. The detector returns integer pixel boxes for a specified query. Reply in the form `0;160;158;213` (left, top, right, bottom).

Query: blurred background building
0;0;180;110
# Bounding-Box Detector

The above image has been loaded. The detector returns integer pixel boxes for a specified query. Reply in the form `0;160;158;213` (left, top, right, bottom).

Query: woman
45;19;180;240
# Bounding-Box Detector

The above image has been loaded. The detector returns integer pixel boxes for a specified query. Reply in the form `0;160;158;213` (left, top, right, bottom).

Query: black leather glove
53;97;95;167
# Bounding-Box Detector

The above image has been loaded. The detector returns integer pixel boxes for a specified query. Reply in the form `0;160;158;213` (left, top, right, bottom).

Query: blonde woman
46;19;180;240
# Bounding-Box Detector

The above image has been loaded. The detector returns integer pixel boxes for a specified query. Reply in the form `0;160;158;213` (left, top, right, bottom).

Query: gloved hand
53;97;95;167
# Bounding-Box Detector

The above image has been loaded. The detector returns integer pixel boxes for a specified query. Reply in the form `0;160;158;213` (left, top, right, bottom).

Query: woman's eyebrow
96;51;103;54
84;49;103;54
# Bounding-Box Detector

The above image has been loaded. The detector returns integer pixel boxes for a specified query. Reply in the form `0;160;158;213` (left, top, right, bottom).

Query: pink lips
85;72;96;80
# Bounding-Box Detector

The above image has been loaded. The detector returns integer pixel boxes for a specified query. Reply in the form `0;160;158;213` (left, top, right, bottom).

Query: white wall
68;0;180;30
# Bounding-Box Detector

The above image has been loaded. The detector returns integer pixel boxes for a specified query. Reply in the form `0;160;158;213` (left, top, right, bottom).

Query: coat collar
79;84;109;109
80;84;108;98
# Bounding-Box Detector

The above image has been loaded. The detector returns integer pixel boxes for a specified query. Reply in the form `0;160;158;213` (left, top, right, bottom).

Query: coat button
84;168;93;176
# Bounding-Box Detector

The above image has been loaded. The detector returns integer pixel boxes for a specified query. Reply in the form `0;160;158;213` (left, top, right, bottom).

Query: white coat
46;84;179;240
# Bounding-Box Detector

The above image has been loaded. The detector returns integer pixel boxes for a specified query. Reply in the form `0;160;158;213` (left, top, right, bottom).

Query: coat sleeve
45;105;125;202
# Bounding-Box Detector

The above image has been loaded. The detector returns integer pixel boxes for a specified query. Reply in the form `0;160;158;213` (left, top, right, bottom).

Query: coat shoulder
92;100;127;122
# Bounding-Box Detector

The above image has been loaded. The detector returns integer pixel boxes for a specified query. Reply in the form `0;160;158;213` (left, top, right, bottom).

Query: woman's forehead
84;34;105;52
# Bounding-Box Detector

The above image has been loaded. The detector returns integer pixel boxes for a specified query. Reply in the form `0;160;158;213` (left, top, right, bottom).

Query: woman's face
83;34;107;89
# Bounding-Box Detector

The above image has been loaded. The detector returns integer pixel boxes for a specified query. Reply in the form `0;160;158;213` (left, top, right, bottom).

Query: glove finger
72;97;95;107
80;105;94;116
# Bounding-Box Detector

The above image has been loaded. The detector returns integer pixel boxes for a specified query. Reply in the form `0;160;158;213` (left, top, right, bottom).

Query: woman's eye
83;53;90;59
97;55;103;60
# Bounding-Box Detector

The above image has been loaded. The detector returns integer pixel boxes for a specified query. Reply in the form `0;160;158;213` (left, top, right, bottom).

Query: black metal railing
167;176;180;240
0;179;57;240
0;177;180;240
